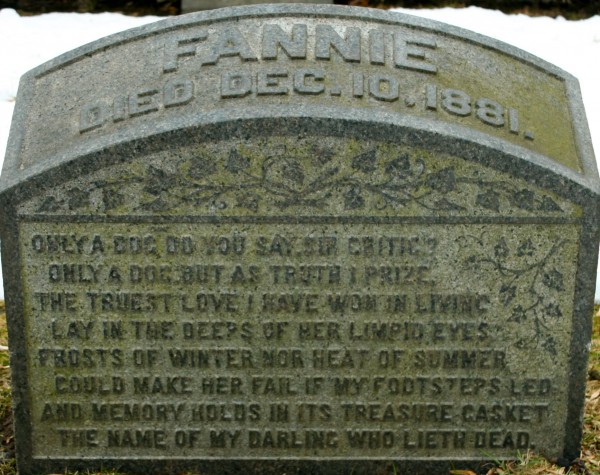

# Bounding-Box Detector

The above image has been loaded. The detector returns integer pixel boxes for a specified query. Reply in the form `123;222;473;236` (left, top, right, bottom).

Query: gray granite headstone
0;5;598;475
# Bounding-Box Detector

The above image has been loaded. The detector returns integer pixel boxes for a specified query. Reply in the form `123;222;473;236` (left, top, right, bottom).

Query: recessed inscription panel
17;137;581;461
19;220;579;459
10;7;582;176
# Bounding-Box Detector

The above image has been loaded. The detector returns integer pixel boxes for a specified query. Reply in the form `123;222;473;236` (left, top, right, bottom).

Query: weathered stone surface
1;5;599;475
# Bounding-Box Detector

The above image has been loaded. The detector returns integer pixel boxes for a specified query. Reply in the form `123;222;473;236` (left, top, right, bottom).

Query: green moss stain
436;47;579;171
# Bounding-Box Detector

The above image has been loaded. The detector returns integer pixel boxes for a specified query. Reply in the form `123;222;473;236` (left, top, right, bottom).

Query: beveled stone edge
2;106;598;217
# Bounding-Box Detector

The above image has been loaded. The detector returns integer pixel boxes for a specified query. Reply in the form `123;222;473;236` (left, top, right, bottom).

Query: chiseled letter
163;31;208;73
394;35;437;73
315;25;361;63
164;78;194;107
262;24;308;60
221;72;252;98
79;102;108;133
203;27;258;65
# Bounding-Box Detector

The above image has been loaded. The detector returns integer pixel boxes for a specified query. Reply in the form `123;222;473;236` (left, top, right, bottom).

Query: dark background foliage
0;0;598;19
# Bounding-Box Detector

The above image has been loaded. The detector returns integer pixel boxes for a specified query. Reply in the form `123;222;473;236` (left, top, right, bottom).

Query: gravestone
1;5;599;475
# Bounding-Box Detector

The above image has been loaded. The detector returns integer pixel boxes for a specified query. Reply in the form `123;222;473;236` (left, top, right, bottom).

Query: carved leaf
279;158;305;186
144;166;178;195
236;193;259;212
544;303;562;319
516;238;535;257
311;145;335;165
434;198;464;211
102;188;125;211
344;185;365;210
425;167;456;193
541;336;557;357
385;153;411;177
515;338;529;349
310;166;340;187
188;154;217;179
494;238;509;259
475;190;500;212
539;196;562;212
37;197;62;212
67;187;90;210
225;149;250;173
465;255;478;265
543;269;564;291
499;284;517;307
352;149;377;173
509;305;527;322
512;189;535;210
139;197;170;211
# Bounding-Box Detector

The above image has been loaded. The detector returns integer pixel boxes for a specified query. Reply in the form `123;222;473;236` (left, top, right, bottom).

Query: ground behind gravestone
0;303;598;474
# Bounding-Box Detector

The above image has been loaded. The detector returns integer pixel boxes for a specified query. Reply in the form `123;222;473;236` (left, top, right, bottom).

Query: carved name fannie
162;24;438;73
1;5;598;475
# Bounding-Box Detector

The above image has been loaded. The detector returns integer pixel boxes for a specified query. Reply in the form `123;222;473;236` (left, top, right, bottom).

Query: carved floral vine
35;146;564;214
463;235;566;359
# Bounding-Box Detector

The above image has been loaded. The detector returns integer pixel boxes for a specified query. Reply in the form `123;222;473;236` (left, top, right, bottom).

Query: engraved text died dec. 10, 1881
1;5;599;475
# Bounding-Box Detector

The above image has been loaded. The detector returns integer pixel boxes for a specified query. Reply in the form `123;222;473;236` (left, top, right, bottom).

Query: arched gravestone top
0;5;599;475
1;4;598;189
